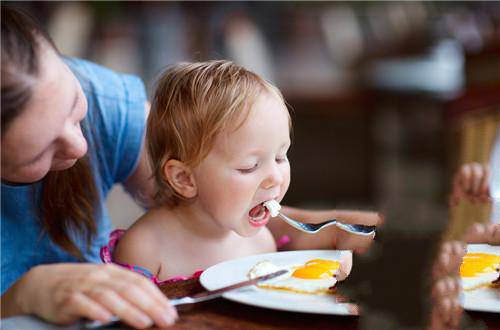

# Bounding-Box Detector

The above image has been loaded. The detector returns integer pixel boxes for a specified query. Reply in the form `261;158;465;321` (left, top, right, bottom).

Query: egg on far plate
247;258;341;294
460;252;500;291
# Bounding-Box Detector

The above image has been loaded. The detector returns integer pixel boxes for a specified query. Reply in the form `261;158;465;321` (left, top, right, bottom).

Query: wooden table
155;279;500;330
157;278;358;330
1;279;498;329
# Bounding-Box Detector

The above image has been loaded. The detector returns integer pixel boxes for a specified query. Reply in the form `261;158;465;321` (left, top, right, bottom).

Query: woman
1;6;380;328
1;7;177;329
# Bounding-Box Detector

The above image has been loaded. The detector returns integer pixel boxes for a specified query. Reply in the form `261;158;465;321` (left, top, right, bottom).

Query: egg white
462;272;499;291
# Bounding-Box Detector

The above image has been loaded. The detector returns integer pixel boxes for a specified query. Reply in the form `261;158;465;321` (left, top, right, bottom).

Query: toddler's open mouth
248;203;269;227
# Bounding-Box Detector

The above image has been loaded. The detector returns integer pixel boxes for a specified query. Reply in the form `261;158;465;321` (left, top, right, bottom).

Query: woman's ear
163;159;197;199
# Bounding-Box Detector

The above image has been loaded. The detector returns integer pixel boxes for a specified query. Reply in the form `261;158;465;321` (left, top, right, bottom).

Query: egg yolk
460;253;500;278
292;259;340;279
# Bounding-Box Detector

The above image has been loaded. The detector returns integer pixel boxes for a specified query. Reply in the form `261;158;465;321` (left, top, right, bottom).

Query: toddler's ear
163;159;197;199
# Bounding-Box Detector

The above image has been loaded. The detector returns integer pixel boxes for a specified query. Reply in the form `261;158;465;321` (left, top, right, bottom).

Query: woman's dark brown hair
1;6;98;259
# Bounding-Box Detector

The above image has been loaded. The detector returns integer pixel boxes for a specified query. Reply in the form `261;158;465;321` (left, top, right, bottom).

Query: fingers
443;241;466;272
470;163;483;196
105;265;178;328
451;163;491;205
77;264;176;328
87;287;157;329
433;292;463;330
60;292;112;325
432;277;460;300
478;165;490;202
110;276;177;327
17;263;178;328
430;242;464;330
432;241;465;280
488;224;500;244
117;267;174;312
466;223;500;245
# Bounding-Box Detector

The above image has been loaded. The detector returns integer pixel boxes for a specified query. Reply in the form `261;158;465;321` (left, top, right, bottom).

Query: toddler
102;60;350;284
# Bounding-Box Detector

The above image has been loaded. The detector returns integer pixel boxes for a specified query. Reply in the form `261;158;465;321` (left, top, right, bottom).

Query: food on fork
460;252;500;291
264;200;281;217
247;259;342;294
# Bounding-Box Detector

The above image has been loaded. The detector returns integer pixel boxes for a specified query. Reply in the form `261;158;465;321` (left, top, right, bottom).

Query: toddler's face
192;91;291;237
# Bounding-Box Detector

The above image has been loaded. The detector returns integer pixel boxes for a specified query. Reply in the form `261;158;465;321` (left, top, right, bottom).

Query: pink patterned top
100;229;291;286
100;229;203;285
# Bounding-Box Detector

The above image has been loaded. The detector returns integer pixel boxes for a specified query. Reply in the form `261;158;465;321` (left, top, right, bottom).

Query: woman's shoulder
64;57;146;103
65;58;147;186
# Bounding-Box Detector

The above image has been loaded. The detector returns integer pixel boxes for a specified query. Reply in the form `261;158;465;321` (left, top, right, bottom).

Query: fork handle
277;213;313;231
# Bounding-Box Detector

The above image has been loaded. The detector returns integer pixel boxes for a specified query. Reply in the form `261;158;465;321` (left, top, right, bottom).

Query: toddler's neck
161;203;234;241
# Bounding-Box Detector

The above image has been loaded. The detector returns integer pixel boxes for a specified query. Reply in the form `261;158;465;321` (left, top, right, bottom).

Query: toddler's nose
262;164;283;190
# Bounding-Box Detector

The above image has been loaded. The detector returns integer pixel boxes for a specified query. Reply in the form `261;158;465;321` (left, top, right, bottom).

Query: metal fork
277;213;376;236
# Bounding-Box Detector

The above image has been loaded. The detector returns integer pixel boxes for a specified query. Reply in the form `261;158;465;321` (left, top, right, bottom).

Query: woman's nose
261;164;283;190
57;123;88;160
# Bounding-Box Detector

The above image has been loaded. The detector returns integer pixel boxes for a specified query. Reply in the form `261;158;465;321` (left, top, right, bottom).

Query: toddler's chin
236;224;263;238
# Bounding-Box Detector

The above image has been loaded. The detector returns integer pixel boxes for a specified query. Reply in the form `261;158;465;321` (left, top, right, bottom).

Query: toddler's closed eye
237;164;258;174
276;155;288;163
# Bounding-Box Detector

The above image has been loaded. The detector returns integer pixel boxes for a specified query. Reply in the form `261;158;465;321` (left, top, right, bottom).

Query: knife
84;269;288;329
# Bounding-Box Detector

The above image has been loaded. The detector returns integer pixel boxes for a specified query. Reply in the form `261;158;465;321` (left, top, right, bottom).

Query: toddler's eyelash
276;155;288;163
238;164;258;174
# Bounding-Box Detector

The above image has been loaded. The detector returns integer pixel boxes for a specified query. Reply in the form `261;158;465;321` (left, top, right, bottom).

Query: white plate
200;250;356;315
462;244;500;313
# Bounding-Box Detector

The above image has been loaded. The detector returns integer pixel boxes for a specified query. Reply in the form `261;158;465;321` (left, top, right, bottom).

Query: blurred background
8;1;500;232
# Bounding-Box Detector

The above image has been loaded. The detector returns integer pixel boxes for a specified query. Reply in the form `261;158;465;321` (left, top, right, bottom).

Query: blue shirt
1;58;146;294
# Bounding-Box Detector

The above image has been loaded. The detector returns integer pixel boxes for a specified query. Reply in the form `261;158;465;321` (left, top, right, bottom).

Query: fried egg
460;252;500;291
248;259;340;294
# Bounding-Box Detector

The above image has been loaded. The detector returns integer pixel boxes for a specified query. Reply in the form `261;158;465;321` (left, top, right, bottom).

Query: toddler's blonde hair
147;60;288;206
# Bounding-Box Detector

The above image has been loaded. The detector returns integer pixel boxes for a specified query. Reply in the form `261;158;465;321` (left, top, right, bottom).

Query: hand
332;227;376;255
450;163;491;207
332;212;381;254
2;263;177;328
464;223;500;245
429;241;466;330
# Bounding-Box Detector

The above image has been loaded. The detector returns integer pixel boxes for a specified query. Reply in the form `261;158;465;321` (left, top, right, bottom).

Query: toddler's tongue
249;203;265;219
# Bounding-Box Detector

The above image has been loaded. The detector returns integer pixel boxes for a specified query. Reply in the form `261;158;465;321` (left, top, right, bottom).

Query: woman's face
1;44;88;183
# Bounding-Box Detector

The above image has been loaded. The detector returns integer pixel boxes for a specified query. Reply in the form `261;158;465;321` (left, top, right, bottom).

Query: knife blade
171;268;288;306
84;269;288;329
